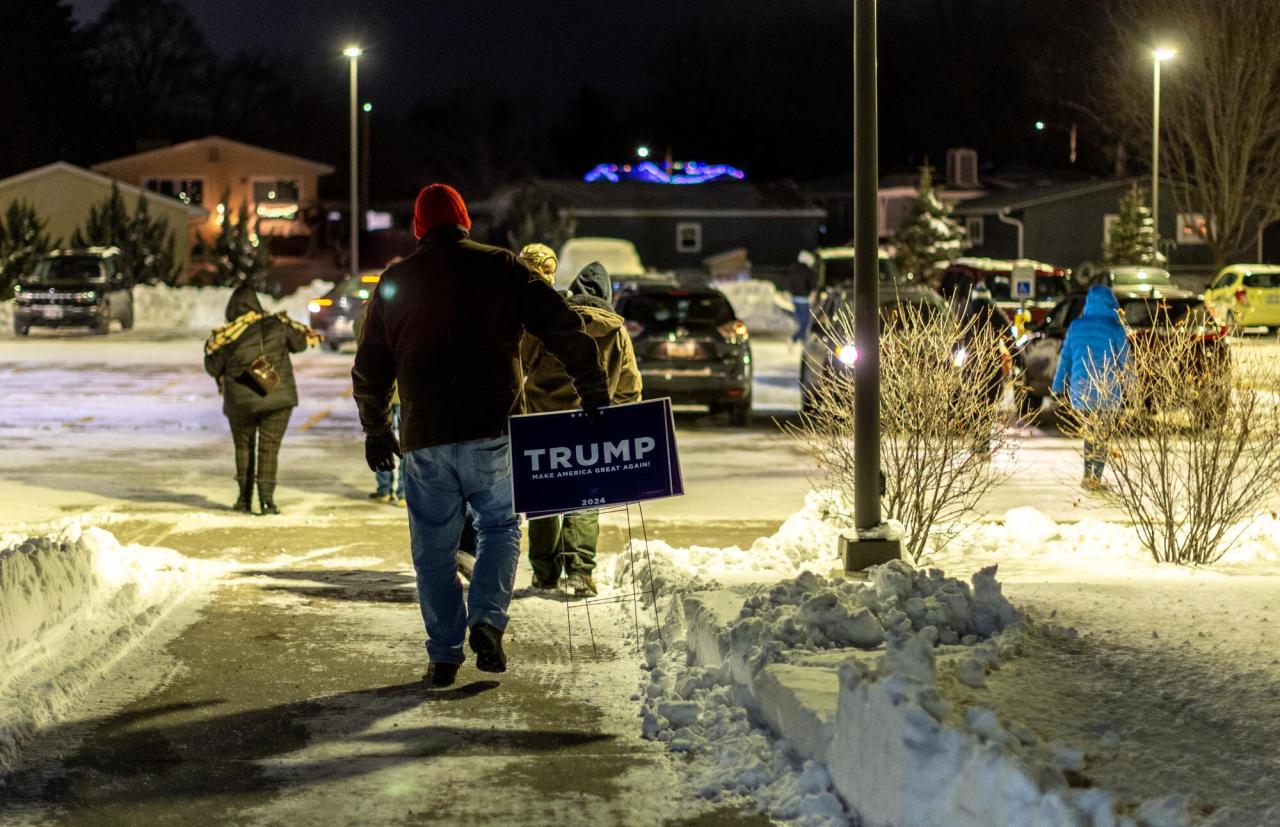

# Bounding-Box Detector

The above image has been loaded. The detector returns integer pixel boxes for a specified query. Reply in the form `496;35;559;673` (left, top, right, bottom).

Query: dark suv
14;248;134;335
613;281;753;425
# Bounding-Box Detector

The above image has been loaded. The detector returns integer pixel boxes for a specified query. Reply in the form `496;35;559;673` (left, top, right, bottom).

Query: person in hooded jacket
204;280;319;514
518;254;642;597
1052;285;1130;490
954;284;1013;458
353;184;610;688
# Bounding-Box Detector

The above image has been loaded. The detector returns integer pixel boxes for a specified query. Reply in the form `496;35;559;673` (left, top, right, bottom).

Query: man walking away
520;258;642;597
353;184;610;688
1051;285;1130;491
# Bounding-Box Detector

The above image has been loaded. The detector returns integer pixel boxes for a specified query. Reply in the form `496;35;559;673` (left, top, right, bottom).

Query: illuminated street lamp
1151;47;1176;240
636;145;651;159
344;45;363;277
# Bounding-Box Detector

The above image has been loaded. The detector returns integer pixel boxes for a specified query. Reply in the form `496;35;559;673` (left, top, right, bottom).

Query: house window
1177;213;1211;245
252;179;301;220
676;222;702;254
1103;213;1120;246
144;177;204;205
965;216;984;246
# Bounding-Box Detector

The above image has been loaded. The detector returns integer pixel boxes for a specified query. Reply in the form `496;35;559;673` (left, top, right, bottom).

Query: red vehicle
940;257;1072;325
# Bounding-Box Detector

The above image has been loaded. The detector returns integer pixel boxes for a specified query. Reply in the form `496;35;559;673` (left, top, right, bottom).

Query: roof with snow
511;179;824;217
953;177;1149;215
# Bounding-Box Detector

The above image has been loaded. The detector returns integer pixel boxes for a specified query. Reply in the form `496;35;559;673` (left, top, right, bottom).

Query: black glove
580;389;611;426
365;430;402;472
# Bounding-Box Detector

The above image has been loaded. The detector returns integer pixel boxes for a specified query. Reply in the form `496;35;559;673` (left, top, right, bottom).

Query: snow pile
0;279;330;336
0;524;220;772
639;641;849;826
131;279;329;332
947;506;1280;569
716;279;797;338
610;491;845;600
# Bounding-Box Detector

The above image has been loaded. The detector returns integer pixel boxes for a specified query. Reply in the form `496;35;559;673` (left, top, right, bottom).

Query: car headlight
307;300;323;314
953;347;969;368
836;344;859;366
77;291;97;303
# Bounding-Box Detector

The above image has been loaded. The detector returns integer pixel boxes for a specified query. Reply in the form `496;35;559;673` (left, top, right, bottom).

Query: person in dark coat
519;258;642;598
1052;286;1130;490
204;281;318;514
353;183;610;688
955;284;1013;457
786;250;819;343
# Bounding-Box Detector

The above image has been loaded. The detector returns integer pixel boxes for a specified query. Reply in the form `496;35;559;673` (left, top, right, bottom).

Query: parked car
13;247;134;336
799;282;950;412
1204;264;1280;331
941;257;1071;325
307;274;379;351
613;281;753;425
1088;265;1176;291
1017;284;1228;415
813;246;901;290
558;237;645;290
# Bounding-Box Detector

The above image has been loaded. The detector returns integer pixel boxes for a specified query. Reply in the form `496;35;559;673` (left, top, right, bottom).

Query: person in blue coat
1051;286;1130;489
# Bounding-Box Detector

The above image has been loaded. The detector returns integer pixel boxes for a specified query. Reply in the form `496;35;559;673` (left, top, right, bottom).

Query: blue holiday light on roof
583;160;746;185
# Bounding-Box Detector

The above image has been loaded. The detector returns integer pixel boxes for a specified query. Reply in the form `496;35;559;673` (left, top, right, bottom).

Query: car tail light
625;320;645;337
1235;288;1247;304
718;320;749;341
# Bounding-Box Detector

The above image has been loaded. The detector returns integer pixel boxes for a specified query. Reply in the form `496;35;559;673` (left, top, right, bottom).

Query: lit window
676;222;702;254
253;179;301;220
965;216;984;246
144;177;204;205
1177;213;1211;245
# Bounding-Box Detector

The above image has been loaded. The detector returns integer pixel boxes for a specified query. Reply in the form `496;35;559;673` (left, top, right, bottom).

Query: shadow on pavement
240;569;418;605
0;677;622;818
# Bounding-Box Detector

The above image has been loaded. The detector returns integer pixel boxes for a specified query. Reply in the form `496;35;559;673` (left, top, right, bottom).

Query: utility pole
1151;48;1175;242
361;102;372;236
344;45;362;278
843;0;898;570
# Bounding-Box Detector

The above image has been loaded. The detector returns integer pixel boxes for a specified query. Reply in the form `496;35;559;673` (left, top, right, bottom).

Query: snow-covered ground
1;322;1279;823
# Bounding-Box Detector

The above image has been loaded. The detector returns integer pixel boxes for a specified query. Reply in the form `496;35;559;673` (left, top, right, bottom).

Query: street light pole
853;0;880;533
344;45;363;278
1152;48;1175;241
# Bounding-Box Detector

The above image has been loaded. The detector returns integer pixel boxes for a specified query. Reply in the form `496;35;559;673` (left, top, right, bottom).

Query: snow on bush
0;279;330;337
716;279;797;338
0;524;219;773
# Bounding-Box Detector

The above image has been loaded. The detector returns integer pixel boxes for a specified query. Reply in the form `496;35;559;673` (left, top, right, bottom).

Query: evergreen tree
210;193;272;287
1103;184;1162;266
0;200;57;295
894;165;967;281
73;183;181;284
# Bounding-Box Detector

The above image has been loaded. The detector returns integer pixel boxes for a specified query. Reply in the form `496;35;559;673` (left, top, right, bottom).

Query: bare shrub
1062;324;1280;565
789;301;1022;561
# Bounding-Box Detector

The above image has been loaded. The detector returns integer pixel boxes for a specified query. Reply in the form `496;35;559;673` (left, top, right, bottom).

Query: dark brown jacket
352;226;608;450
204;284;310;416
522;301;642;413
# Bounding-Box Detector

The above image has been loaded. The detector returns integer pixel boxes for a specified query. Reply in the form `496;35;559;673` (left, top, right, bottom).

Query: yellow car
1205;264;1280;330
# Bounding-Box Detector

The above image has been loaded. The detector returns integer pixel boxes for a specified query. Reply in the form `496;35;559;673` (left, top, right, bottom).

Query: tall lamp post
343;45;363;278
1151;47;1175;241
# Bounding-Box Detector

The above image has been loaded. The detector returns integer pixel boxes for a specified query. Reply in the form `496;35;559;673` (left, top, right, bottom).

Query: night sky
69;0;809;113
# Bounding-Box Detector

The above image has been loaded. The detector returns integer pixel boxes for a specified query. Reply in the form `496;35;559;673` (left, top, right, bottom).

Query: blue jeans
374;404;405;498
792;296;811;343
402;436;520;665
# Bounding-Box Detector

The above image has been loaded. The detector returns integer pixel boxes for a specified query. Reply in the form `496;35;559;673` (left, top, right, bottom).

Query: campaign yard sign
509;398;683;517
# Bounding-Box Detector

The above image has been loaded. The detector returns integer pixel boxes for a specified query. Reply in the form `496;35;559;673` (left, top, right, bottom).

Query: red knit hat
413;184;471;238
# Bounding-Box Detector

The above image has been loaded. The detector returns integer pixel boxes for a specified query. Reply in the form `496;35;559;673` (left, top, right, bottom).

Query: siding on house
0;163;206;272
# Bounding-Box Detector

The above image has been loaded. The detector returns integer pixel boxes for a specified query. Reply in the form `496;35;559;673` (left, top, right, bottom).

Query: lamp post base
840;526;902;573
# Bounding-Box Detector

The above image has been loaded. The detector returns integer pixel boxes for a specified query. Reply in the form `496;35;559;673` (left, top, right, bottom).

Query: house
0;162;206;271
954;176;1219;274
92;136;334;249
805;148;988;244
493;179;825;273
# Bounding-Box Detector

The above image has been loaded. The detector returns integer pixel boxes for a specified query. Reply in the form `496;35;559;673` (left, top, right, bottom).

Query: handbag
242;321;280;395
